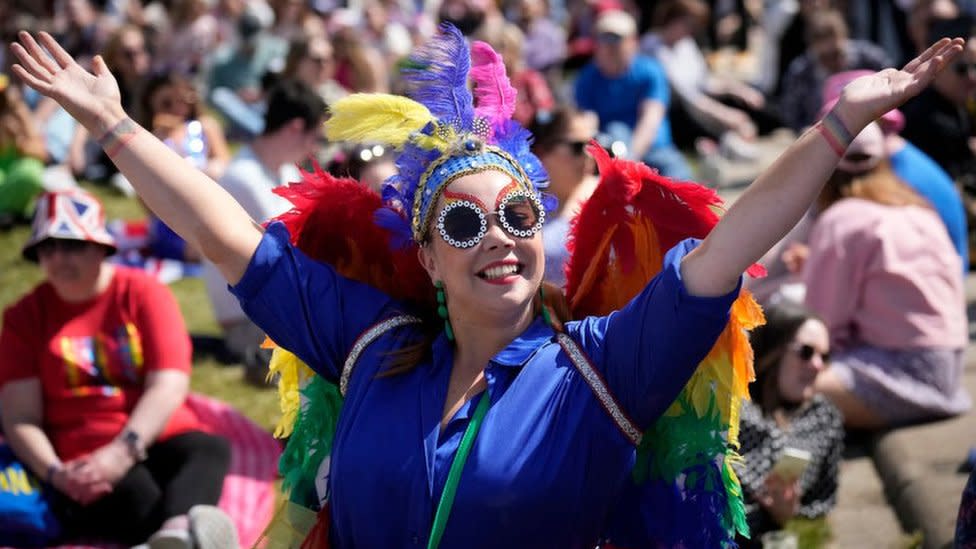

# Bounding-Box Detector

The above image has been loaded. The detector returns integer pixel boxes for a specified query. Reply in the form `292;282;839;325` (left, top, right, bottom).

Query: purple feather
400;24;475;131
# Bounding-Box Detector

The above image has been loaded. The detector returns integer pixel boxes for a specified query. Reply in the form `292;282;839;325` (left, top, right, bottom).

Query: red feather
565;143;765;317
272;164;435;309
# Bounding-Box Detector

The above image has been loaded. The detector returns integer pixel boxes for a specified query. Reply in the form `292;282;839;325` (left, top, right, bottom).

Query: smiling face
777;318;831;404
418;170;544;324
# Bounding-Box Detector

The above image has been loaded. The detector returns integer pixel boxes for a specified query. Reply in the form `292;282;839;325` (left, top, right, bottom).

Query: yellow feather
269;347;316;439
325;93;437;149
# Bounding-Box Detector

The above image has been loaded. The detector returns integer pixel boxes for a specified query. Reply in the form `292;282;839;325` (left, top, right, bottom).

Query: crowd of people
0;0;975;547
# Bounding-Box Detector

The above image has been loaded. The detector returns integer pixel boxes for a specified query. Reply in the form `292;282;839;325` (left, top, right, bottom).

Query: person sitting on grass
0;189;236;548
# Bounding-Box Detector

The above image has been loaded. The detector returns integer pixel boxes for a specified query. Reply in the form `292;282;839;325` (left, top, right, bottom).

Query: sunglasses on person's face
434;189;545;249
597;32;624;46
36;238;91;257
953;62;976;77
559;140;589;156
791;343;830;363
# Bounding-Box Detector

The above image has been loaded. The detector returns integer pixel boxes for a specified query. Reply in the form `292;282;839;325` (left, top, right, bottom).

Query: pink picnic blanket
4;393;281;549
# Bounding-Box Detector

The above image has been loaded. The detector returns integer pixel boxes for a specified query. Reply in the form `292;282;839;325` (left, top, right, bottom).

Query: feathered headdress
324;24;549;246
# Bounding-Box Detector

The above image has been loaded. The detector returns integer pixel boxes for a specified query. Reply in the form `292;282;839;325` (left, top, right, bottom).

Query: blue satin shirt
232;222;741;548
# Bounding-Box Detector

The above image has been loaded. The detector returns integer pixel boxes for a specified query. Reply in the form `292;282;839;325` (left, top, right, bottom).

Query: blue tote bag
0;443;61;546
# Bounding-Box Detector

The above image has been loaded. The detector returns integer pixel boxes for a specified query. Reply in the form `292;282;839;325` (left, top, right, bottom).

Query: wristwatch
119;428;148;462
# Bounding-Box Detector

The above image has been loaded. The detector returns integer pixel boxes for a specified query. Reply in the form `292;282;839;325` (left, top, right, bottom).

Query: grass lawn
0;183;282;433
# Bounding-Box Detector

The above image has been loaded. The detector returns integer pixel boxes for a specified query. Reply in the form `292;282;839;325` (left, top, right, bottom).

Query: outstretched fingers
903;37;951;73
37;31;78;70
906;38;964;77
9;43;58;96
10;62;48;93
15;31;60;76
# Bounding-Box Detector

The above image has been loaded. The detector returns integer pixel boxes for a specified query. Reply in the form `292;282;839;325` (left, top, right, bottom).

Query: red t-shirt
0;266;203;460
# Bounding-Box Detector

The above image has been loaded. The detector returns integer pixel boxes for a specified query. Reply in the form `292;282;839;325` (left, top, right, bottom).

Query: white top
203;145;301;323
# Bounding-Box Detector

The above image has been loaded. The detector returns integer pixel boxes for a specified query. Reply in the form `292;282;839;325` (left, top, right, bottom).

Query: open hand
10;31;125;135
835;38;965;131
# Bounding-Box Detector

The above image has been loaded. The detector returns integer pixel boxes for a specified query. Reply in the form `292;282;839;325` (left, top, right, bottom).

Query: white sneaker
189;505;239;549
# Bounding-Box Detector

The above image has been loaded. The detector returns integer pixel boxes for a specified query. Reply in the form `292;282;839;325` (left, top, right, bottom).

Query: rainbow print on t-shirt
58;322;145;395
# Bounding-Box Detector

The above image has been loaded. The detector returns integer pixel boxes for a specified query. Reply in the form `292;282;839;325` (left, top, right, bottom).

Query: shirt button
412;535;420;544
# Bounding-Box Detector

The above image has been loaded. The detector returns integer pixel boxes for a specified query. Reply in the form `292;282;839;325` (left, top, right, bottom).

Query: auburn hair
817;159;932;213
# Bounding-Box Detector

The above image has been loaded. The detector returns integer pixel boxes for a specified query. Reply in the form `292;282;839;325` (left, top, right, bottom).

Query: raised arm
10;32;261;285
679;38;965;297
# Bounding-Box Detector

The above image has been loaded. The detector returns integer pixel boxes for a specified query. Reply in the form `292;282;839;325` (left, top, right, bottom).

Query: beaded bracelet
817;110;855;157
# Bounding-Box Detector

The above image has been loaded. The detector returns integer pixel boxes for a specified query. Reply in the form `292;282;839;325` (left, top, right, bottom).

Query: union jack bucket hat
22;189;117;262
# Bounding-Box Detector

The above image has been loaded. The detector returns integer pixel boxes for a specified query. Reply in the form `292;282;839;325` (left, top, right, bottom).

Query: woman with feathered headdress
9;24;965;548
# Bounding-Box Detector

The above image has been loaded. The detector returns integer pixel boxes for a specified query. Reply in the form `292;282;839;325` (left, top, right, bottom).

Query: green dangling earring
435;281;455;342
539;286;553;327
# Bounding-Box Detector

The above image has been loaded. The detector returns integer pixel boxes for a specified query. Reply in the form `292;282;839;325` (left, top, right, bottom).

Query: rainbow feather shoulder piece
263;167;435;509
565;144;765;547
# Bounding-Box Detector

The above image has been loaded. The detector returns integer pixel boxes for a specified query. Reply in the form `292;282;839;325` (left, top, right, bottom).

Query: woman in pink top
805;120;971;428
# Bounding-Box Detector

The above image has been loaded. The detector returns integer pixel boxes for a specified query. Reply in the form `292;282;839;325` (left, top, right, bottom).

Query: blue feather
495;120;550;191
541;192;559;215
395;143;442;219
381;178;405;205
374;206;413;251
400;24;475;131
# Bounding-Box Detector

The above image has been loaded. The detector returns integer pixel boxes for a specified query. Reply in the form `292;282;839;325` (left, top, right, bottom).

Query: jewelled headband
412;141;533;242
322;24;550;249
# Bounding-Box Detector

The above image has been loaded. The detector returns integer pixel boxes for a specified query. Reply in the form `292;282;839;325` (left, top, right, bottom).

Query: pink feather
469;41;517;129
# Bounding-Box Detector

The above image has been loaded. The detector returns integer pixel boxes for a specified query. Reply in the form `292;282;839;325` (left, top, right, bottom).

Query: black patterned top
733;395;845;535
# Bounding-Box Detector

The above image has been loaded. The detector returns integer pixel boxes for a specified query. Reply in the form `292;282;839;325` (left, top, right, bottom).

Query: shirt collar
491;317;553;367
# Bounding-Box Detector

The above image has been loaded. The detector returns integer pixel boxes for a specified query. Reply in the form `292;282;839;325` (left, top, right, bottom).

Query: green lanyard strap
427;391;491;549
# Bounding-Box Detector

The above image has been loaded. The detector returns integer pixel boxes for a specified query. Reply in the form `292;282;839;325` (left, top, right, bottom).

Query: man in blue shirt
574;10;693;180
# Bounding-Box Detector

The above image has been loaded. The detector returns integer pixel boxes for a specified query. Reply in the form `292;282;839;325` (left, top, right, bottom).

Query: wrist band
817;110;854;157
96;118;139;158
